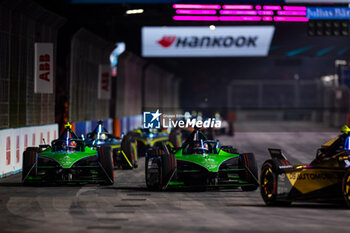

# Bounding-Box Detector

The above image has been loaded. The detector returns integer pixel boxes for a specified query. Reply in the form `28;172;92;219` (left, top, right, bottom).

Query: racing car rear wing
268;148;288;160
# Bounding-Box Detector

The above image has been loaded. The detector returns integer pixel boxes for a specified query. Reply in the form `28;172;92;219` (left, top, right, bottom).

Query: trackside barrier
71;116;141;138
72;119;113;138
118;115;142;136
0;124;58;178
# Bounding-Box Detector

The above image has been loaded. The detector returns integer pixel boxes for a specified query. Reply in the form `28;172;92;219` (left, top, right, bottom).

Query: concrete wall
0;124;58;178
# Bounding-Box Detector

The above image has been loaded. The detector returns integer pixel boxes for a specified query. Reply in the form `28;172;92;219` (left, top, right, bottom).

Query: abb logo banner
142;26;275;57
98;64;111;100
34;43;54;93
6;137;10;165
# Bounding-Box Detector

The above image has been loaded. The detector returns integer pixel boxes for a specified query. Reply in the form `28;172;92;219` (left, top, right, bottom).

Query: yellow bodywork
286;169;343;194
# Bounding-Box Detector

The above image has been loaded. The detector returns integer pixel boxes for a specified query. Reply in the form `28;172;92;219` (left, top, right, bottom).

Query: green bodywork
39;147;97;168
174;149;239;173
166;148;248;188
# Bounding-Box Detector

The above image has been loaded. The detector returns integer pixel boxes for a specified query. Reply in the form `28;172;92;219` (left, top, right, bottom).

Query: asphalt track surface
0;121;349;233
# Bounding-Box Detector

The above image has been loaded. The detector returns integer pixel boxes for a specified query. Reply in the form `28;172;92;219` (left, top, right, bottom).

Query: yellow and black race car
131;128;171;157
260;125;350;207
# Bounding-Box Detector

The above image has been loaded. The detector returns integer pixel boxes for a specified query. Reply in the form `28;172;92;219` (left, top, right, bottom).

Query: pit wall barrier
0;124;58;178
71;115;142;138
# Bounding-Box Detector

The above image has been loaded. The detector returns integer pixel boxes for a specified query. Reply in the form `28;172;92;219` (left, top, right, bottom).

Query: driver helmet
100;133;107;140
193;142;209;153
68;140;76;152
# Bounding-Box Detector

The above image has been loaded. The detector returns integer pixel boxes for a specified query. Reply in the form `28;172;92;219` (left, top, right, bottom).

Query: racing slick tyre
22;148;38;181
145;148;176;191
98;146;114;185
342;169;350;208
239;153;259;191
121;133;137;169
260;159;291;206
220;146;238;154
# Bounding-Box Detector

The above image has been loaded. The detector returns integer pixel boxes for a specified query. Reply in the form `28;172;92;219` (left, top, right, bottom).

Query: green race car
22;123;114;185
145;129;259;191
85;121;138;169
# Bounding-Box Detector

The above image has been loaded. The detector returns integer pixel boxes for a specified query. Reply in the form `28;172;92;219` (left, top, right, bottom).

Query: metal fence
228;79;323;109
0;1;65;129
69;29;114;122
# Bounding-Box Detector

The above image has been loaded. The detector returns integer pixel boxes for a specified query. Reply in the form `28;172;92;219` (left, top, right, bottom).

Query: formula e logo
143;109;162;129
157;36;176;48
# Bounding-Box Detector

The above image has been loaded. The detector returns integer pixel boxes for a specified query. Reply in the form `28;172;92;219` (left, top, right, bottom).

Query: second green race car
145;129;259;191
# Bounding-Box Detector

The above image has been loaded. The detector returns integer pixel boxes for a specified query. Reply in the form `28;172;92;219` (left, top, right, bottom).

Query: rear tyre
121;133;137;169
145;149;163;190
22;149;38;182
239;153;259;191
98;146;114;185
342;170;350;208
145;148;176;191
260;159;291;206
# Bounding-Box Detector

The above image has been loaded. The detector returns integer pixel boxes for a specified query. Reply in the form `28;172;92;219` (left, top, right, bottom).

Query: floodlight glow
126;9;144;14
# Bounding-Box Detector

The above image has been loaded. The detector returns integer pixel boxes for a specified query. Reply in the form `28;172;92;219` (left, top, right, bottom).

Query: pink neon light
263;16;273;21
176;9;217;15
274;16;309;22
173;4;221;10
222;5;253;10
283;6;307;11
173;15;219;21
277;11;306;16
220;10;257;15
258;10;274;15
263;5;281;10
255;5;262;10
219;16;261;21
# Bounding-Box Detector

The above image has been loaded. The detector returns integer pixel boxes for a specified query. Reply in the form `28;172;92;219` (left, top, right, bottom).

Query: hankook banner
142;26;275;57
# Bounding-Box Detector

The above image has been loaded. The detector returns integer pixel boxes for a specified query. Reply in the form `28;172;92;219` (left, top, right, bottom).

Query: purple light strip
277;11;306;16
219;16;261;21
220;10;257;15
263;16;273;21
173;4;221;10
274;16;309;22
222;5;253;10
283;6;307;11
263;5;281;10
173;15;219;21
176;9;217;15
258;10;274;16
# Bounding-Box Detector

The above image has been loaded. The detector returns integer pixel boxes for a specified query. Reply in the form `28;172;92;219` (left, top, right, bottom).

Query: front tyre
98;146;114;185
145;149;163;190
239;153;258;191
342;170;350;208
260;160;291;206
22;148;38;182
